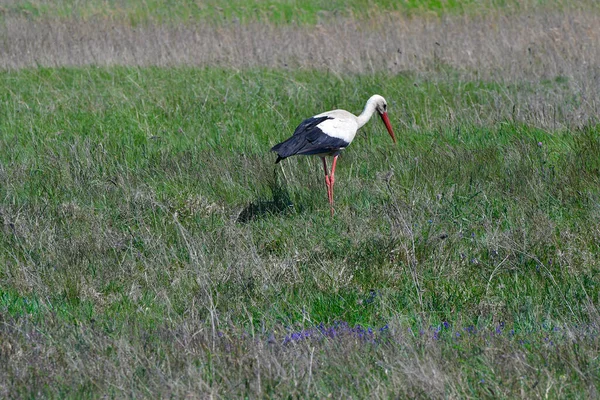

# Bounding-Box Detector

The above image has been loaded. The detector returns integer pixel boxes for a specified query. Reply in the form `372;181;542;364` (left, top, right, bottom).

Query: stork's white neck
356;96;379;129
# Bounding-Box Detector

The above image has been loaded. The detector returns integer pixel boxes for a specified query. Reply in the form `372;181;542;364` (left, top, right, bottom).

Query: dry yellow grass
1;11;599;82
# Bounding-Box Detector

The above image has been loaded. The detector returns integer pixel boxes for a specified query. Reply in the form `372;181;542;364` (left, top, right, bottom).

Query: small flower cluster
281;321;389;345
269;321;599;348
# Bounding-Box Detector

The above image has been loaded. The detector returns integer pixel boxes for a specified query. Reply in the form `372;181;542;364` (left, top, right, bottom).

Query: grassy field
4;0;599;24
1;1;600;398
1;66;599;398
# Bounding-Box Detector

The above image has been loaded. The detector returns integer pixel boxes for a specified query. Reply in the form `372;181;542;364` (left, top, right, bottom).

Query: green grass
4;0;599;24
1;66;599;397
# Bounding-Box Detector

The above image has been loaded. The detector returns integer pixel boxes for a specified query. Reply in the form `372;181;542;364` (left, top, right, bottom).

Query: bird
271;94;396;215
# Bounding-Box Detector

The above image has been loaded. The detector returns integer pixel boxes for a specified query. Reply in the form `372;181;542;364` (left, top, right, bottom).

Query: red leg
321;157;332;204
330;155;339;206
321;157;335;216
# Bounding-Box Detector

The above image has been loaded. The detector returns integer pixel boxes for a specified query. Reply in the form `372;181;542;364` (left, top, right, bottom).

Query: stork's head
370;94;396;144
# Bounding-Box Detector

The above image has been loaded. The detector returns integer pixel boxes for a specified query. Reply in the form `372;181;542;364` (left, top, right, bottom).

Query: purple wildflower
327;327;336;338
365;290;378;305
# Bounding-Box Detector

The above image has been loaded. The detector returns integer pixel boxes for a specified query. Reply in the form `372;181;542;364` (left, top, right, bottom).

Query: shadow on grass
236;177;298;223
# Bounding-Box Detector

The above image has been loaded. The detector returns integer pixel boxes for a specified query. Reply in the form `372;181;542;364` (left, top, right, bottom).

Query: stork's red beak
380;112;396;144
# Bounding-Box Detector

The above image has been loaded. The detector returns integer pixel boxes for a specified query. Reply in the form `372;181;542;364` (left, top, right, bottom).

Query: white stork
271;94;395;215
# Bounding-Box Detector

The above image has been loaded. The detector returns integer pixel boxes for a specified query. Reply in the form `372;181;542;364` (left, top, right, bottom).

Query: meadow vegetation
0;1;599;398
3;0;599;24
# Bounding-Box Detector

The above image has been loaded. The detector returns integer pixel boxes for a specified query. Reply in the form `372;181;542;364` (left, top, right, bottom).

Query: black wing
292;116;332;136
271;116;348;163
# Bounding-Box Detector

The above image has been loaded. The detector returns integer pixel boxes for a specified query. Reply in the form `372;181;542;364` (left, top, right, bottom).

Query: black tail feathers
271;139;297;164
